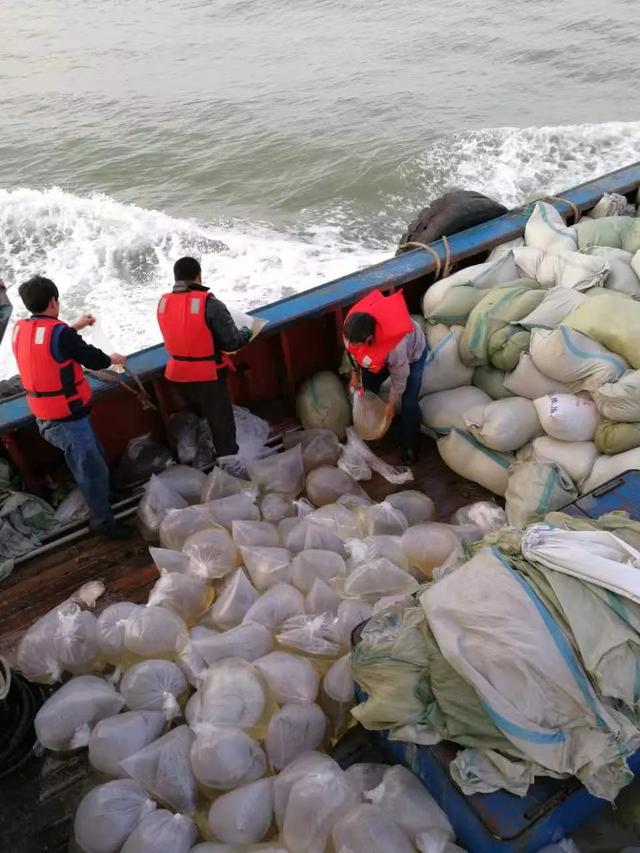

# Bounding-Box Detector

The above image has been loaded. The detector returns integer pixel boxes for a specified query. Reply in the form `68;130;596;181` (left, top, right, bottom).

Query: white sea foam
0;187;388;377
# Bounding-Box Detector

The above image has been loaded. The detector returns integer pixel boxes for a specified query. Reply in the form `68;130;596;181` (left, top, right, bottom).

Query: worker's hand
385;401;395;421
109;353;126;367
349;370;361;391
72;313;96;331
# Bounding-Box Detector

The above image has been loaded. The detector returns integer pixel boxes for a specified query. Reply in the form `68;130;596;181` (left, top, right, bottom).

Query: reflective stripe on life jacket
345;290;414;373
12;318;92;419
157;290;219;382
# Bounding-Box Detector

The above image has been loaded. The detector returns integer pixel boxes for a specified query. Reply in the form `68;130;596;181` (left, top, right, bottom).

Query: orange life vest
345;290;414;373
12;317;92;420
157;290;220;382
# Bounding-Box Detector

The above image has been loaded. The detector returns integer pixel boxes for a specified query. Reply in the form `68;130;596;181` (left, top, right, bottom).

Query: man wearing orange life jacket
12;275;128;537
157;256;252;475
344;289;427;465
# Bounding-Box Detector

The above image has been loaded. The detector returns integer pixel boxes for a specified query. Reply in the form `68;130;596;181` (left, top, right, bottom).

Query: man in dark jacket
12;275;128;537
157;256;252;472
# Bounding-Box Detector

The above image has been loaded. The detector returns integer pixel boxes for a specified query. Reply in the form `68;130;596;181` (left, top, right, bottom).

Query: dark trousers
37;415;115;530
175;376;238;457
362;346;428;454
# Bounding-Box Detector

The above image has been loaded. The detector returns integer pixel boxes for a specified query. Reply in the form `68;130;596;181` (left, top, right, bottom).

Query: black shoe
90;521;131;540
401;447;417;466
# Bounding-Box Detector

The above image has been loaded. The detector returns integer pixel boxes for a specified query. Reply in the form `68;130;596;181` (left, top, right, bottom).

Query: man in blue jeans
343;291;428;465
12;275;128;538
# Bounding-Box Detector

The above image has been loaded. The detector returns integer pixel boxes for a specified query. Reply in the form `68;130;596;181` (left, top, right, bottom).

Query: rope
441;234;452;278
545;195;582;223
87;365;157;411
396;242;442;280
0;657;10;701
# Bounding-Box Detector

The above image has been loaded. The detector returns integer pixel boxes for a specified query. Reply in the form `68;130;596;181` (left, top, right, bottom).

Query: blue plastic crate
562;469;640;520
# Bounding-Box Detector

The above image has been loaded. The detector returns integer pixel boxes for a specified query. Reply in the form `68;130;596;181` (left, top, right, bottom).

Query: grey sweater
386;320;427;397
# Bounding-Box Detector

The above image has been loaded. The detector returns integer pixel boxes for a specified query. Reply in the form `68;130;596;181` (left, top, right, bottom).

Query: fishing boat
1;161;639;852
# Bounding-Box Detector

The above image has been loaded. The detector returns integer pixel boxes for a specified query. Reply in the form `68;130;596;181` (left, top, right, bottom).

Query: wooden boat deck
0;433;491;853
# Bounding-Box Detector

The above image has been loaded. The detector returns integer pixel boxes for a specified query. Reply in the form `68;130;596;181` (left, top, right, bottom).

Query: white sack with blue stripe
420;325;473;395
421;546;640;800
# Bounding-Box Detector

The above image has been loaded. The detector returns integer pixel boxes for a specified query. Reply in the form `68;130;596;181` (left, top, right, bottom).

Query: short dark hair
173;257;201;281
18;275;59;314
343;311;375;343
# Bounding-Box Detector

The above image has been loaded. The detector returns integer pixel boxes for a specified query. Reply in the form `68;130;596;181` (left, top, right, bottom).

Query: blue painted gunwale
1;159;639;434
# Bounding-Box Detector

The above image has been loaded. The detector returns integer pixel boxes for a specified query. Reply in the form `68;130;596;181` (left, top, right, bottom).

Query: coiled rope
396;233;453;280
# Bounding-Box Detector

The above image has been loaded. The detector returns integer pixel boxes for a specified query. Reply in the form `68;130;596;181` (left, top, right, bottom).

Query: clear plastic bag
386;490;435;526
308;504;362;540
352;390;393;441
339;427;413;485
170;411;200;465
266;703;327;771
276;614;342;657
17;600;100;683
201;466;253;502
198;658;272;731
177;646;208;689
290;550;346;593
240;546;292;591
283;429;342;473
208;778;274;846
323;654;353;704
115;433;174;488
88;710;167;778
365;765;454;843
341;559;419;601
281;760;359;853
147;570;213;623
305;465;364;508
190;622;274;665
305;577;341;616
96;602;140;663
120;726;198;815
242;583;306;630
232;520;280;548
120;809;196;853
54;487;88;524
281;518;346;557
260;493;296;524
401;523;464;578
207;568;259;630
156;465;206;502
190;725;267;791
254;651;320;705
183;527;239;580
74;779;157;853
234;405;273;462
128;465;179;530
273;751;340;828
149;546;190;575
346;535;409;571
331;803;415;853
119;660;188;719
247;445;305;496
208;492;261;530
358;502;408;537
159;504;217;550
451;500;507;534
124;605;189;660
296;370;351;439
333;599;374;647
344;763;388;796
35;675;125;751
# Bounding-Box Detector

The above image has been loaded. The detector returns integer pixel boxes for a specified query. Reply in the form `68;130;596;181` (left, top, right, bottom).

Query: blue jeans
37;416;116;530
362;345;428;454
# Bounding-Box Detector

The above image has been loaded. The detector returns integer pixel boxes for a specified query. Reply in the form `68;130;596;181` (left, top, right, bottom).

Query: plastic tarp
422;546;640;799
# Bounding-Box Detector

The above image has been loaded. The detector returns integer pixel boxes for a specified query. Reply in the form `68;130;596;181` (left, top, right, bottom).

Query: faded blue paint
2;160;640;434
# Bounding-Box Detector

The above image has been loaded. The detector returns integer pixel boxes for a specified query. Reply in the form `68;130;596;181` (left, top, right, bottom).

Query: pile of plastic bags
418;192;640;528
17;430;490;852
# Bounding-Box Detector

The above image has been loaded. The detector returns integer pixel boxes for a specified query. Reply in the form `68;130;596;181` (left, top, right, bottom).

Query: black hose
0;669;47;779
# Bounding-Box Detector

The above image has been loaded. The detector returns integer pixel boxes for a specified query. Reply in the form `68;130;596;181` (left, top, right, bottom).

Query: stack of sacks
418;196;640;527
20;432;478;852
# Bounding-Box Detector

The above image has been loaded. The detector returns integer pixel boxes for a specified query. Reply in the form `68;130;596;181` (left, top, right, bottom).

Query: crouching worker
157;256;253;476
344;289;427;465
12;275;128;537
